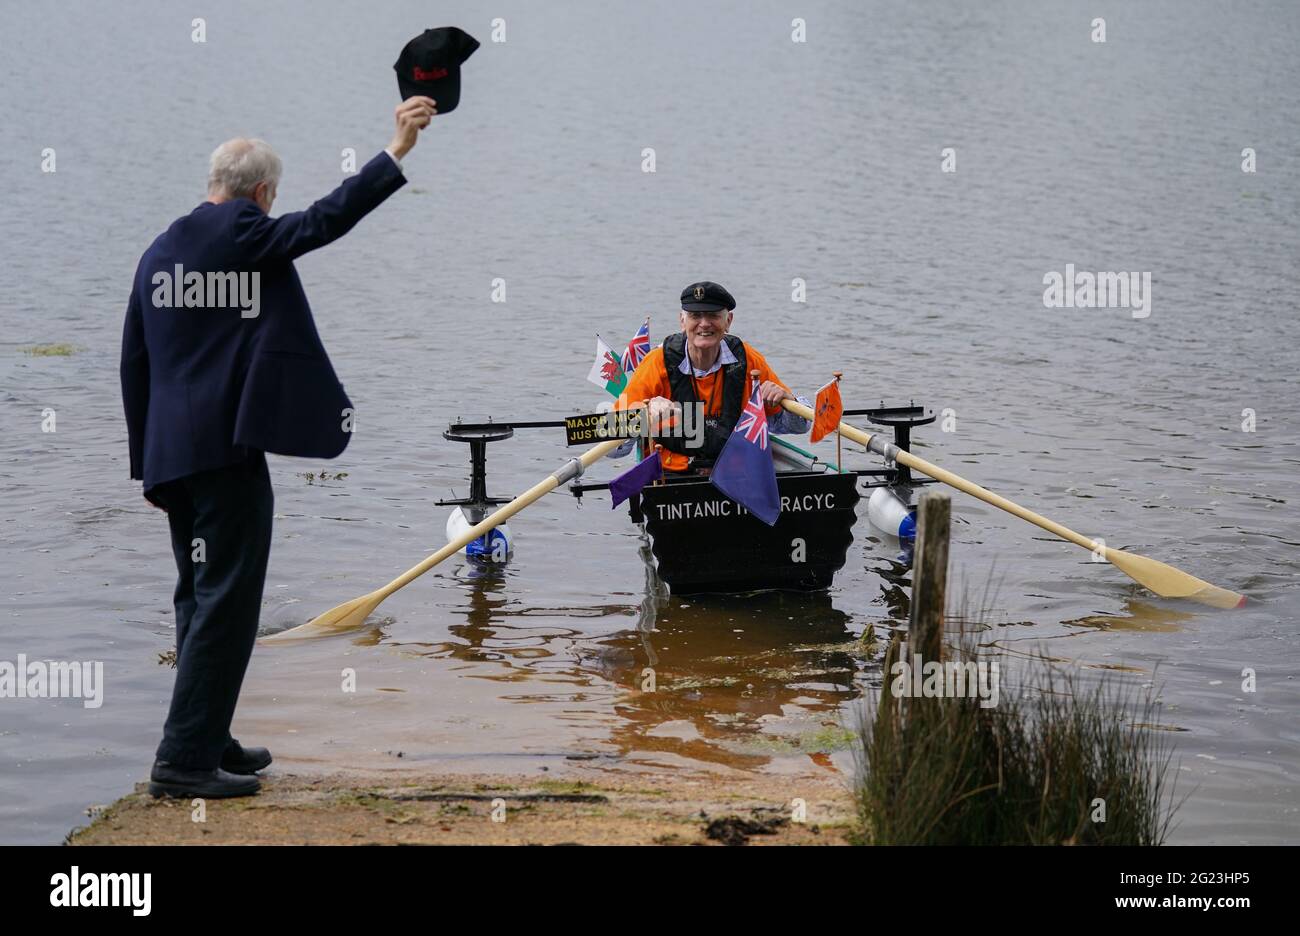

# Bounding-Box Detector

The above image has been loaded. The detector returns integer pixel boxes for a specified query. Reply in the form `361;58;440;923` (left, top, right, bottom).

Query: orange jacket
615;340;794;472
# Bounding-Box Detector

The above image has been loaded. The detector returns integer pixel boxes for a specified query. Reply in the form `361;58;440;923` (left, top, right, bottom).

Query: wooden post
882;629;903;717
909;491;950;665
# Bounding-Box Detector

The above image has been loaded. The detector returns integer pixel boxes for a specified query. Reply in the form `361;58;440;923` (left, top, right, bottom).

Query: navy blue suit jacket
120;152;405;493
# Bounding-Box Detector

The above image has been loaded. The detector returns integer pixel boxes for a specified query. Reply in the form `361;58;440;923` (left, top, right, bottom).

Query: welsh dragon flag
587;335;628;396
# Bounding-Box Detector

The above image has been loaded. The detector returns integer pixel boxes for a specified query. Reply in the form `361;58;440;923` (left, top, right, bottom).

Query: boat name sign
656;492;836;521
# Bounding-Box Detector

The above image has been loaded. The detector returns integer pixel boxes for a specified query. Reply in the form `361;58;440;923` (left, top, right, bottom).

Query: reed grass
852;622;1181;845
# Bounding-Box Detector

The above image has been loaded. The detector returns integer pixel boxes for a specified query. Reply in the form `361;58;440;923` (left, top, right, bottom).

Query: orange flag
810;378;843;444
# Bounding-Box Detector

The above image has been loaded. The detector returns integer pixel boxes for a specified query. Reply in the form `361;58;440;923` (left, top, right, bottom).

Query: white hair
207;138;282;199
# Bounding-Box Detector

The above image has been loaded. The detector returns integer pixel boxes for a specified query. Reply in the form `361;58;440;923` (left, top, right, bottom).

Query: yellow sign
564;411;644;446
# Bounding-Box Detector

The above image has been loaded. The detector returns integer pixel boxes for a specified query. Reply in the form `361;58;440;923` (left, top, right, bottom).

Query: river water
2;0;1297;844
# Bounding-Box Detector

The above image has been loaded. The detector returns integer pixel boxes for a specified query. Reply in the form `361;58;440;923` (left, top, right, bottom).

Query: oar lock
554;457;586;486
868;434;901;464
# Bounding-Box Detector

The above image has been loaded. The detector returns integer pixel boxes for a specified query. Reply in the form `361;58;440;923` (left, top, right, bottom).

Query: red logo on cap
413;66;448;81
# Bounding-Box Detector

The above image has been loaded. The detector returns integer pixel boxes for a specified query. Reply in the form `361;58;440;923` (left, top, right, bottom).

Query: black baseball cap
681;281;736;313
394;27;480;114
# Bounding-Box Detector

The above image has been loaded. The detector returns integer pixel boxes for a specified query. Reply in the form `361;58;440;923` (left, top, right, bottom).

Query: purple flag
709;385;781;526
610;449;662;509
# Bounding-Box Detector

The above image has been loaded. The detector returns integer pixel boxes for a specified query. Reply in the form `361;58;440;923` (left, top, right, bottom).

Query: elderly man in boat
615;281;811;473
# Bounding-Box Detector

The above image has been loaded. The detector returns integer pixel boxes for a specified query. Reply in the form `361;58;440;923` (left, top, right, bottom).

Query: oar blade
262;591;385;643
1106;549;1245;609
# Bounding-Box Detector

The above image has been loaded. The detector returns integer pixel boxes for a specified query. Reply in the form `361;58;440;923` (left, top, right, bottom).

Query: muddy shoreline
68;770;858;846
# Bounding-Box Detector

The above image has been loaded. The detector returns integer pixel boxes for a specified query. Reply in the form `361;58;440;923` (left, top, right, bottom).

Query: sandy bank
68;770;858;846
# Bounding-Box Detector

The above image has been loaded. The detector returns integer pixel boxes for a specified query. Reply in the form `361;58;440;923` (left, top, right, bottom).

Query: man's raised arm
231;96;436;266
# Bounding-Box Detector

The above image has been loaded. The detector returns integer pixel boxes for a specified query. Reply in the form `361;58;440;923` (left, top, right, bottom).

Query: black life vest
658;332;748;469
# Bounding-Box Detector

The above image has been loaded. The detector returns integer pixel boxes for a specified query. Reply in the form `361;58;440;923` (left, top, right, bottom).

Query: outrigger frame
439;404;939;525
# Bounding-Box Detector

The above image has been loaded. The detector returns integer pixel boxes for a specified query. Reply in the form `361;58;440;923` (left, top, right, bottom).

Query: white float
445;506;512;561
867;485;916;540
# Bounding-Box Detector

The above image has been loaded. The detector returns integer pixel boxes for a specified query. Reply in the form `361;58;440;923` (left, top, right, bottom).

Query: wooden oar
783;400;1245;609
264;437;627;642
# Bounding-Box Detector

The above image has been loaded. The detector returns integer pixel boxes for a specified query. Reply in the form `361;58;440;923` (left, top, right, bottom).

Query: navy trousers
150;452;273;769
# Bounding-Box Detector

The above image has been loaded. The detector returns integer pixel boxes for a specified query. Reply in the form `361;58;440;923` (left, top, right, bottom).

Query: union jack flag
621;318;651;375
735;385;769;449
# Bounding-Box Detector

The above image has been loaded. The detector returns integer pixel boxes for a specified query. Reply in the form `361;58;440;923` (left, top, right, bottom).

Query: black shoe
148;760;261;799
221;739;272;775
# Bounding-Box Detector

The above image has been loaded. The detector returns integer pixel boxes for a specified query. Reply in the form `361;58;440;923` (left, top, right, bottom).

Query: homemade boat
623;461;861;593
438;404;936;594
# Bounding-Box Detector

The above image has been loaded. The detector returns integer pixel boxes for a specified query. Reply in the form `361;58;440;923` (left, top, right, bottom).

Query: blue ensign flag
709;385;781;525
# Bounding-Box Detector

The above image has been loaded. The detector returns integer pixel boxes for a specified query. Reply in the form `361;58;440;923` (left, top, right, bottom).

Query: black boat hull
637;471;861;594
